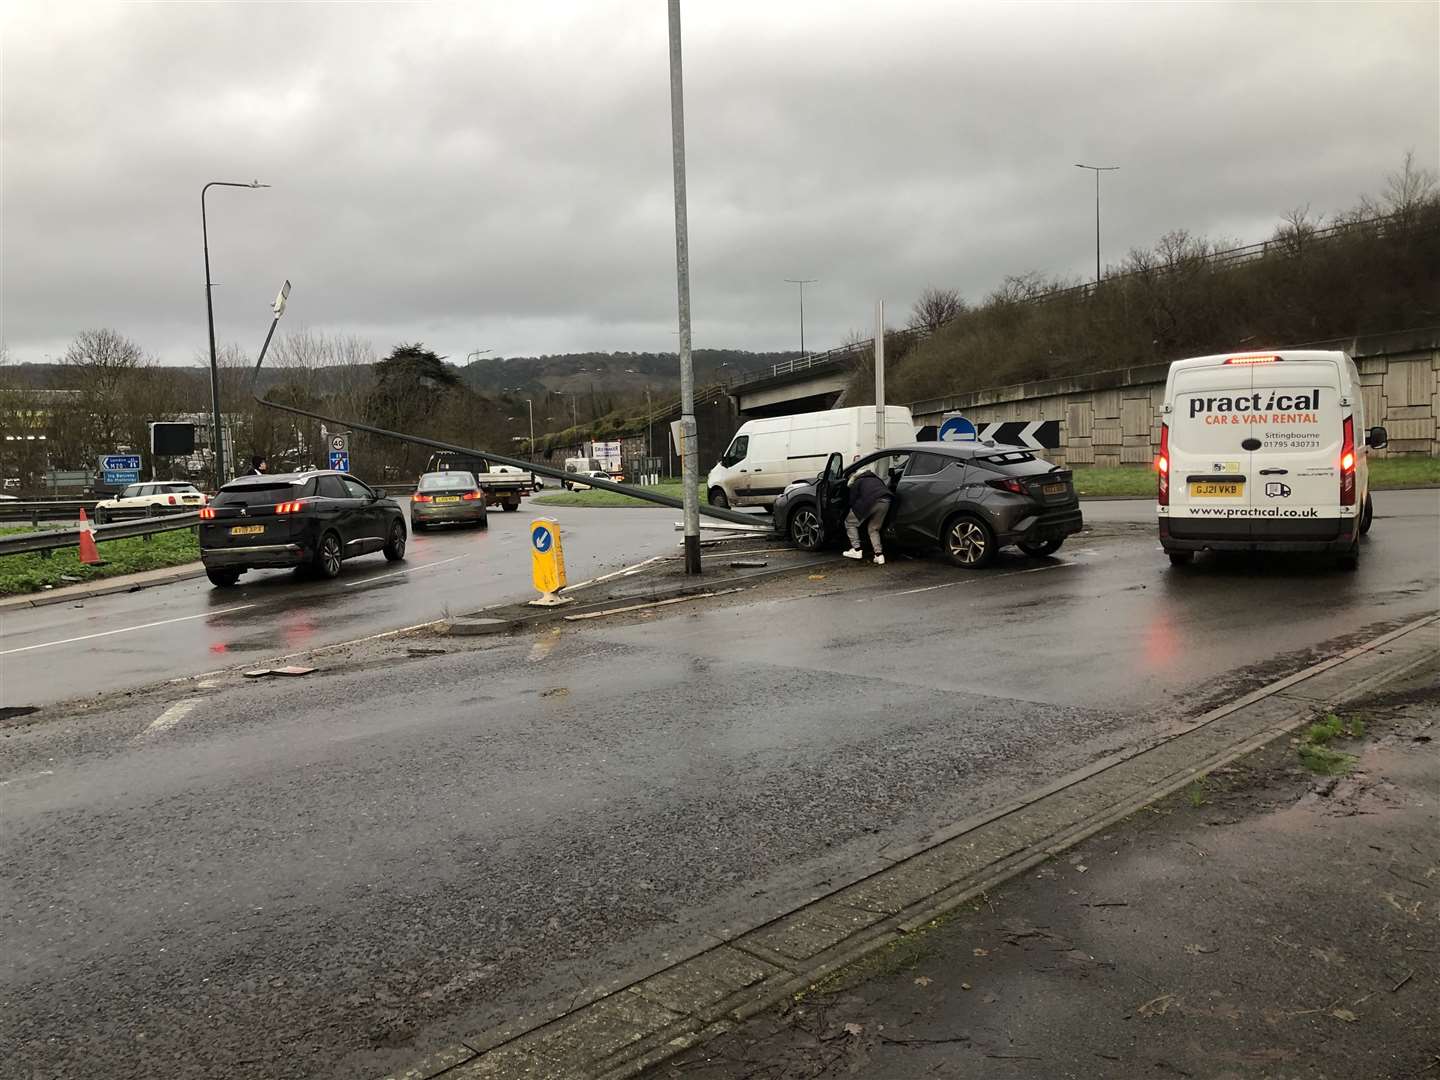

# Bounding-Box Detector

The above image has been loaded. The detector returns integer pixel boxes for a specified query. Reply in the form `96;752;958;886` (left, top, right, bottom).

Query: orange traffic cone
78;507;103;565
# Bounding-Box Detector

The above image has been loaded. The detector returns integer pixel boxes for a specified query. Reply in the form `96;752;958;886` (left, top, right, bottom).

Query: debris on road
242;665;316;679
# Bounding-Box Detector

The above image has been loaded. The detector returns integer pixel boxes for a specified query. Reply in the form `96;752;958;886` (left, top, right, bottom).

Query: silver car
410;471;489;530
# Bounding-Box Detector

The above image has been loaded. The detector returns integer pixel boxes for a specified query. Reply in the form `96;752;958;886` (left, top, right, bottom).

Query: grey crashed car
772;443;1083;568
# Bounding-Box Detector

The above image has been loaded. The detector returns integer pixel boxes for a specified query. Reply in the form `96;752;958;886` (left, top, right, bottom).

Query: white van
1157;349;1387;569
707;405;915;508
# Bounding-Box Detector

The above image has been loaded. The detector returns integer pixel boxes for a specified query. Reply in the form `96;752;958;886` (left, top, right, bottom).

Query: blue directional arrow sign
328;451;350;472
938;414;977;442
99;454;142;471
531;524;554;553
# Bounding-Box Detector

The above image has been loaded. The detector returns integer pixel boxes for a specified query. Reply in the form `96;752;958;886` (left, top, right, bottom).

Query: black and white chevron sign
975;420;1060;450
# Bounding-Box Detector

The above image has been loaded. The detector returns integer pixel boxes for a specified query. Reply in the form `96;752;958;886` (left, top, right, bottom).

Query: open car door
813;452;848;539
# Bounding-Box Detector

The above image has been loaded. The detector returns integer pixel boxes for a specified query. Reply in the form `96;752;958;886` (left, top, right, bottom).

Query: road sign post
327;432;351;472
528;518;571;606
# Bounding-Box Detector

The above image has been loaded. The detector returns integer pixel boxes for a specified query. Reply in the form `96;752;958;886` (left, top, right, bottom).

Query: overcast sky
3;1;1436;368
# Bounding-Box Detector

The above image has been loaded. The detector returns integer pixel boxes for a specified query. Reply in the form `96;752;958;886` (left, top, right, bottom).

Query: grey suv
772;443;1083;568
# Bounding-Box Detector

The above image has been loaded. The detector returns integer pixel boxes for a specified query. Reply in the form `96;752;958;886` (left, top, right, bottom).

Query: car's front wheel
314;531;343;579
943;515;996;569
147;504;162;518
787;503;823;551
1018;538;1064;557
383;520;407;562
206;568;241;588
94;508;109;525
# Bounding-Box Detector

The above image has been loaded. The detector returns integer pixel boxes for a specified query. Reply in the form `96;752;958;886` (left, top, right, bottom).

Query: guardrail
0;512;201;559
0;500;102;526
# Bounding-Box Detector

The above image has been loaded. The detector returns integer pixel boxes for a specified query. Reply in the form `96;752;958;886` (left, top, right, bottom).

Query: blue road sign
328;450;350;472
531;524;554;553
102;470;141;487
99;454;142;471
938;415;977;442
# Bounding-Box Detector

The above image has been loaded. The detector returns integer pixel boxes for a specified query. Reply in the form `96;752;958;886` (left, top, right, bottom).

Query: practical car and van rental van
1157;350;1387;570
706;406;915;509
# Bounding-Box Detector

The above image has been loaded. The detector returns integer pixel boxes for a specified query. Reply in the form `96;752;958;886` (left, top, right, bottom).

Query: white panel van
707;405;915;509
1157;350;1387;569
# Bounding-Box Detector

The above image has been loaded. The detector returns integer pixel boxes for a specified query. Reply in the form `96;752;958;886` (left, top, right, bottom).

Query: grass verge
1296;711;1364;775
532;480;698;508
1072;457;1439;498
0;526;200;596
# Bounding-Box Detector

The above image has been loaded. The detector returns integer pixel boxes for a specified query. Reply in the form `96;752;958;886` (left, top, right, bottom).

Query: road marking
0;605;256;656
894;561;1074;596
141;699;200;737
0;769;54;787
344;556;464;589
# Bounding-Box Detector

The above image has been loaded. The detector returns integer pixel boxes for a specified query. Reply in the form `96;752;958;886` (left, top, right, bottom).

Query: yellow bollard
528;518;572;607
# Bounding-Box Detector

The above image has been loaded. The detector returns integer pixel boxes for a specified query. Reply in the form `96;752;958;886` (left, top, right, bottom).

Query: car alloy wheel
946;517;993;568
789;505;822;550
383;521;406;562
317;533;343;578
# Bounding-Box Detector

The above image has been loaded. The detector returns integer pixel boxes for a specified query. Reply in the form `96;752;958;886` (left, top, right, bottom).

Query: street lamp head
272;279;291;318
251;180;270;188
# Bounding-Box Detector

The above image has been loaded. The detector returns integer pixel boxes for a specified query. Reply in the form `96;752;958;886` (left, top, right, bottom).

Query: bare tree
63;329;148;458
908;286;967;334
1383;149;1439;224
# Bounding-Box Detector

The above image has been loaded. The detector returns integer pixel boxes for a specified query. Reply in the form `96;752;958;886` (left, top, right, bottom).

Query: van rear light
986;477;1028;496
1340;415;1357;506
412;493;433;503
199;507;216;520
1157;422;1170;506
1223;354;1282;364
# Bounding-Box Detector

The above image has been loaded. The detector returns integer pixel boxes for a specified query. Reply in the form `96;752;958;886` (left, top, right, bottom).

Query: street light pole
525;398;534;457
1073;164;1118;286
668;0;701;574
784;278;816;357
467;348;491;363
203;179;269;490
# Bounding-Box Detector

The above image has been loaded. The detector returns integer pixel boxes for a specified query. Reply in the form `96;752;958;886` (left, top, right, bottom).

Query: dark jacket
849;472;892;519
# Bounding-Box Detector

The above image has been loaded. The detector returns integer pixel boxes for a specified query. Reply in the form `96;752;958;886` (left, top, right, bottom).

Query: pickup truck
425;452;534;513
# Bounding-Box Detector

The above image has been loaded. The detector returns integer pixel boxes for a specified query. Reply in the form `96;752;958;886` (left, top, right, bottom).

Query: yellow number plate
434;496;460;503
1189;481;1244;498
230;524;265;536
1042;482;1067;496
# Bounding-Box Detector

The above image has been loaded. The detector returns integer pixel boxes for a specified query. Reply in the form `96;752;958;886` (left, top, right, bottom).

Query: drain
0;706;39;721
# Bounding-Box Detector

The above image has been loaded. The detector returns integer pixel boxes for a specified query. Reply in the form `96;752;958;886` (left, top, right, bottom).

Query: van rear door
1247;359;1343;524
1168;361;1253;538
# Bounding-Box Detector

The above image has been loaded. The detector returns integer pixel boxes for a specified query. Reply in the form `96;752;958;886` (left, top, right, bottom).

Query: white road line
141;699;200;737
0;605;256;656
343;556;464;589
894;561;1075;596
0;769;54;787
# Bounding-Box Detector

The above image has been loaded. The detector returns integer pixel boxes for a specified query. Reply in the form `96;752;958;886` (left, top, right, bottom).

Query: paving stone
630;945;781;1014
739;902;887;962
526;990;684;1065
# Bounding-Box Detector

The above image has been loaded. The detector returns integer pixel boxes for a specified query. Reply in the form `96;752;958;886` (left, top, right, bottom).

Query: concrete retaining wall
908;330;1440;467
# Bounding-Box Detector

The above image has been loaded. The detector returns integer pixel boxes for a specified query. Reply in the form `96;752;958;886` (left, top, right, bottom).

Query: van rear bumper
1160;516;1355;552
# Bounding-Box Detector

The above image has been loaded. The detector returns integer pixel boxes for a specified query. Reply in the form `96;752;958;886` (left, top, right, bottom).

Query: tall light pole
1073;164;1118;285
784;278;817;357
467;348;491;363
524;398;534;457
668;0;701;574
203;179;268;490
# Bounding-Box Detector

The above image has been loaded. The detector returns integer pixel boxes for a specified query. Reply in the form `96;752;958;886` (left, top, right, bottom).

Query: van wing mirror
1365;426;1388;450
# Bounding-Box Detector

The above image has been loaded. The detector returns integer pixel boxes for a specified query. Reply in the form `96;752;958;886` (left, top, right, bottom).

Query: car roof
223;470;347;487
875;442;1031;458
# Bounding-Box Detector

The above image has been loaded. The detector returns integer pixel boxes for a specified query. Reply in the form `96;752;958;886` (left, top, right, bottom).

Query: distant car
411;471;488;530
566;470;611;491
198;470;406;587
94;481;208;524
772;443;1083;568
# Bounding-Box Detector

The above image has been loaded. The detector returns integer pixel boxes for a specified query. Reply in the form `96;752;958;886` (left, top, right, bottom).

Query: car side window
317;475;347;499
121;485;142;499
905;452;948;477
341;476;373;500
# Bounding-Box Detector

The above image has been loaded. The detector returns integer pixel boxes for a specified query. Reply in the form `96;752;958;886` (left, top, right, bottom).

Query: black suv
199;471;407;587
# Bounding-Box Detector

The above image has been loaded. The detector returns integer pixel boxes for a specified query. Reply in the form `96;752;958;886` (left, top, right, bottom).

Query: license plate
1042;482;1067;496
434;496;460;503
1189;481;1244;498
230;524;265;536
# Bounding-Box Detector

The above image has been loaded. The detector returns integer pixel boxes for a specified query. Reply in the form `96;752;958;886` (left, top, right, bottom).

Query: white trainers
842;548;864;560
873;555;885;565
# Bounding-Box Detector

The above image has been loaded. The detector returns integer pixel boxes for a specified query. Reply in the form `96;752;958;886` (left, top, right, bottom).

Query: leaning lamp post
203;179;269;490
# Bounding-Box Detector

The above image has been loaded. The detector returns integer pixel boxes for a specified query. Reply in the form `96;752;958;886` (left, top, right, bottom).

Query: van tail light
274;499;310;514
461;490;483;501
986;477;1028;496
1157;422;1170;506
412;493;433;503
1223;354;1282;364
199;507;216;520
1340;416;1357;506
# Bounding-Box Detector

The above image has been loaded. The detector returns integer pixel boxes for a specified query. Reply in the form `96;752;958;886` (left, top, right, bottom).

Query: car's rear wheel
787;504;823;551
1360;493;1374;536
206;568;241;588
476;512;489;529
383;521;407;562
708;487;730;509
1167;550;1194;566
147;504;161;518
1018;538;1064;557
944;515;996;569
314;531;343;578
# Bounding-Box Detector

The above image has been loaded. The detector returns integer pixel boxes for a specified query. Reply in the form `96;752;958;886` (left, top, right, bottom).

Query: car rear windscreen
418;473;477;491
215;479;316;506
970;451;1058;476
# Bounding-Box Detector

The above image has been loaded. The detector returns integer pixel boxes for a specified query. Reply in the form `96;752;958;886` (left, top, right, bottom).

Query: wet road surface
0;503;689;709
2;491;1436;1079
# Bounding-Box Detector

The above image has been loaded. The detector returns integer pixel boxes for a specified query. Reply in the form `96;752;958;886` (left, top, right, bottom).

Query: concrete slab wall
909;335;1440;467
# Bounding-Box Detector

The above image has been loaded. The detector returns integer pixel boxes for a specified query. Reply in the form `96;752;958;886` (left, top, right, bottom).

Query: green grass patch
1186;778;1209;808
532;479;698;508
1296;711;1365;774
1298;743;1356;775
0;526;199;596
1070;457;1439;499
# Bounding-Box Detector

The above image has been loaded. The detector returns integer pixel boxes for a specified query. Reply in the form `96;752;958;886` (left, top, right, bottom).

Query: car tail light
274;499;310;514
1223;354;1282;364
462;490;483;501
986;477;1028;496
199;507;216;520
1157;422;1170;506
168;495;177;505
1340;415;1356;506
412;493;433;503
